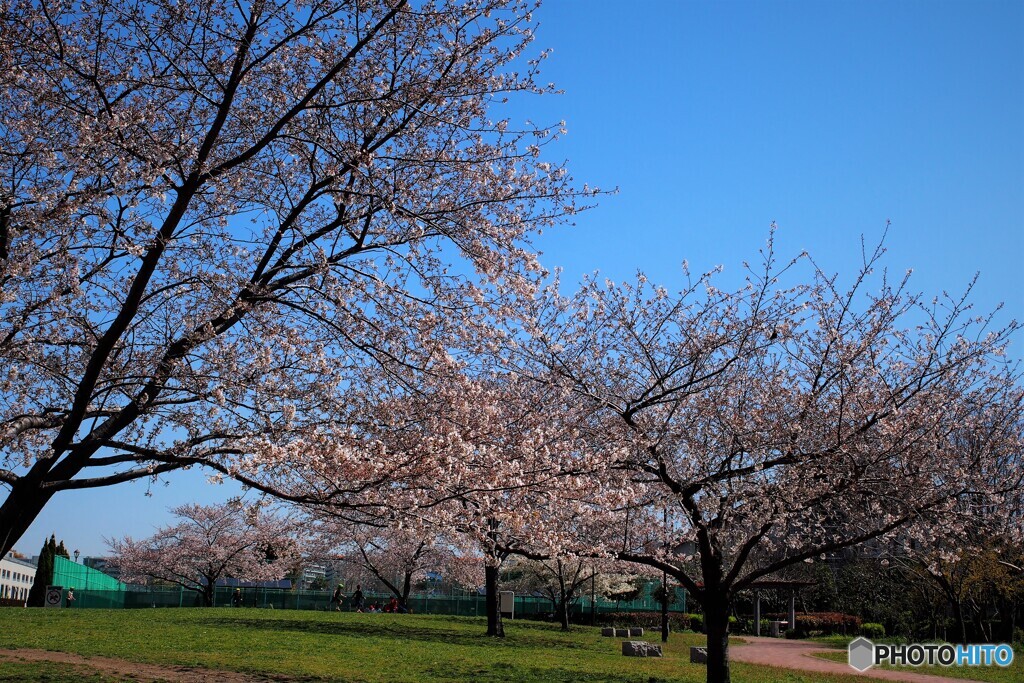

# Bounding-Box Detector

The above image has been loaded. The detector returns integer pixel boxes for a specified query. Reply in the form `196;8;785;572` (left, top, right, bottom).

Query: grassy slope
0;608;882;683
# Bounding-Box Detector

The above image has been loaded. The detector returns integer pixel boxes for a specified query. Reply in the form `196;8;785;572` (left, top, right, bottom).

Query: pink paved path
729;637;986;683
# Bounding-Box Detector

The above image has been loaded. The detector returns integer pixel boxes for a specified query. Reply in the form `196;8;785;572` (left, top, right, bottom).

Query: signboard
45;586;63;608
499;590;514;619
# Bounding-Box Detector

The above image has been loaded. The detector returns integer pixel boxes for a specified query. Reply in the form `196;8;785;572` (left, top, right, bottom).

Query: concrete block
622;641;663;657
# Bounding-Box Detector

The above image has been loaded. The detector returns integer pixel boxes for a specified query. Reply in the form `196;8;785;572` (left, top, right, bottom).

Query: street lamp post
73;549;80;563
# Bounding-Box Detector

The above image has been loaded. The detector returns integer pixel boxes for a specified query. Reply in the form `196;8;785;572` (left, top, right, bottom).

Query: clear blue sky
19;0;1022;558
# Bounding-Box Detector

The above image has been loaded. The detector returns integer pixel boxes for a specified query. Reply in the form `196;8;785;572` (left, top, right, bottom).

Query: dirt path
730;637;985;683
0;648;280;682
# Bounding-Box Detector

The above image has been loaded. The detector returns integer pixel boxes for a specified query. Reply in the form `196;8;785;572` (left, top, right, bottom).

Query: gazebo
747;579;816;636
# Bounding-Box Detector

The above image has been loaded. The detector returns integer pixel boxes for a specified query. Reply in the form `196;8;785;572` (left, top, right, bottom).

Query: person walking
352;585;364;612
331;584;344;611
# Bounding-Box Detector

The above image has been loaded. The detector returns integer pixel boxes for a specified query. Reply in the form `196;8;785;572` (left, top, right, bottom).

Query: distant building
1;551;38;603
83;556;122;581
297;561;328;590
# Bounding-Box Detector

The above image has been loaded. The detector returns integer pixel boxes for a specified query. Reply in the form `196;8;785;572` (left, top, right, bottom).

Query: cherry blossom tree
0;0;596;556
504;555;613;631
278;369;605;636
109;501;303;606
318;520;458;607
528;235;1024;683
399;374;605;637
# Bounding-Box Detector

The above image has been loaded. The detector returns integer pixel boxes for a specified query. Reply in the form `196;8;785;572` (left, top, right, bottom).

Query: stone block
628;627;644;637
690;646;708;664
614;628;628;638
601;627;614;637
622;641;663;657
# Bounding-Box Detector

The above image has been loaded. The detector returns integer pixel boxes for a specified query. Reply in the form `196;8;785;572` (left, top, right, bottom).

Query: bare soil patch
0;648;282;683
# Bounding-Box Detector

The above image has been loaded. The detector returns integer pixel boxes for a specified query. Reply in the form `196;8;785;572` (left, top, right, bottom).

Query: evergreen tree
26;535;57;607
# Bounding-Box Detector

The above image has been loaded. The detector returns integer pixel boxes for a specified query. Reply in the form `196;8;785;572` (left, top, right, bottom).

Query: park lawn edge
0;607;926;683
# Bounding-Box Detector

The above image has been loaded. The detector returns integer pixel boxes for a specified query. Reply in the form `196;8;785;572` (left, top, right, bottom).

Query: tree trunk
557;568;570;631
485;564;504;637
954;601;968;645
661;576;670;643
401;571;412;608
1009;600;1017;644
0;476;56;558
203;584;215;607
704;595;732;683
590;571;596;627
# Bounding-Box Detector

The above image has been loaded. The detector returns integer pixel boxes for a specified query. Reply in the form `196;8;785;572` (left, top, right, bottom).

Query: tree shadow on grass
201;615;592;651
419;660;678;683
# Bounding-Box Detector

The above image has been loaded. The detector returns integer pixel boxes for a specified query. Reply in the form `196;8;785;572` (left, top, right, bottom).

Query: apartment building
0;552;37;603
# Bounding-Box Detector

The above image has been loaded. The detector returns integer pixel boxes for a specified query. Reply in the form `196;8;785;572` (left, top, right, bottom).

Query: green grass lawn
0;607;898;682
813;647;1022;683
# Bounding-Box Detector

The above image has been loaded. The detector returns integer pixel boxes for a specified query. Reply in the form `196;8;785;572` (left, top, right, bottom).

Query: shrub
860;623;885;638
789;612;862;636
688;613;703;633
784;628;799;639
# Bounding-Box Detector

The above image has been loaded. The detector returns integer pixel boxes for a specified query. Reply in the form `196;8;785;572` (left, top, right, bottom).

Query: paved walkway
729;637;986;683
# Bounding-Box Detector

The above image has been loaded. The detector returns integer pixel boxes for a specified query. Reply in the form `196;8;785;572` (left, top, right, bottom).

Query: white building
298;561;328;590
1;552;37;603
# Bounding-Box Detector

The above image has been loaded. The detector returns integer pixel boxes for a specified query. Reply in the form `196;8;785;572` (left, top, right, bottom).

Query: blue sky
18;0;1023;558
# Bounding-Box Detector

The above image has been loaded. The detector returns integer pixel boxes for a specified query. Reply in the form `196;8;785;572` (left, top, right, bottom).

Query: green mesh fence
71;589;126;609
70;582;685;616
52;556;126;592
